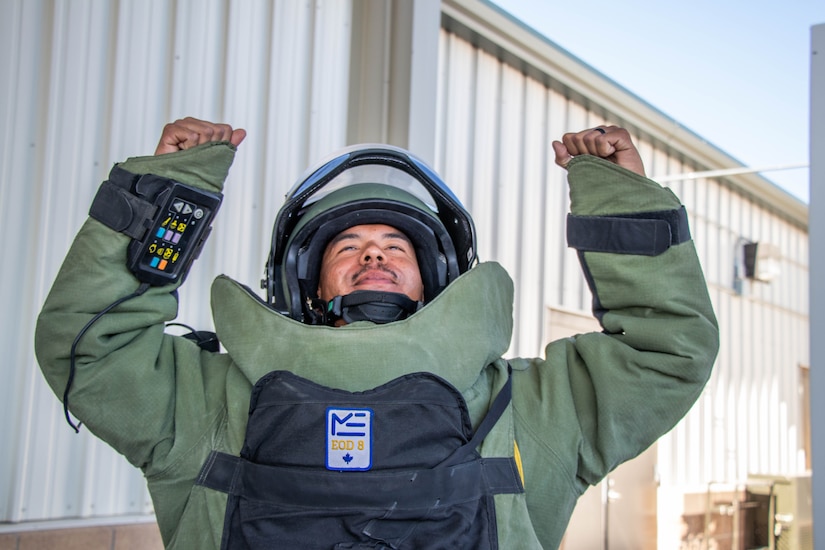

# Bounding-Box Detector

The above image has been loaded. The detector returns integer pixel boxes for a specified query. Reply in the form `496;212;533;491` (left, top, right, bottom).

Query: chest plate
197;370;522;549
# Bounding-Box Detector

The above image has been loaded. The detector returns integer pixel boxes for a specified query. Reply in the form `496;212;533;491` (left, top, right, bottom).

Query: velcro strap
196;451;523;505
196;450;242;493
567;205;690;256
88;166;158;239
438;367;511;468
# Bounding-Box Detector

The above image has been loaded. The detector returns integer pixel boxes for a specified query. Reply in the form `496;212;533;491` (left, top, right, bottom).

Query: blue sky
490;0;825;203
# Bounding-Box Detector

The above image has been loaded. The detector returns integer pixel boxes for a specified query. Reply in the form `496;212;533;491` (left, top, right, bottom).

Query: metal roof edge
441;0;808;228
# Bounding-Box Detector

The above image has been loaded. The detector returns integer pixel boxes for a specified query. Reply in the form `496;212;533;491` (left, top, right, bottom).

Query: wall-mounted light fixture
743;242;782;283
734;239;781;294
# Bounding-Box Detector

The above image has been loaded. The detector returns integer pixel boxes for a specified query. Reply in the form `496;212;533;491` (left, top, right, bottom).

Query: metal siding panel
692;169;710;222
0;0;45;522
1;0;354;525
517;78;550;356
647;142;669;182
710;290;728;483
544;88;572;315
108;1;178;157
495;64;525;353
712;290;737;483
308;0;352;159
783;222;798;312
2;0;151;524
435;30;476;208
713;185;732;290
436;26;810;502
465;48;501;265
208;0;279;291
560;101;588;312
169;0;231;118
706;214;722;291
635;136;655;179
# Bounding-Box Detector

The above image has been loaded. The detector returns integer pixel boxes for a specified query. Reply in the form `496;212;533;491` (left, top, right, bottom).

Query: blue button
150;257;160;268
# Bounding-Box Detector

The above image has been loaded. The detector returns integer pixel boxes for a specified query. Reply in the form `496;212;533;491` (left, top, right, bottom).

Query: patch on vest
326;407;373;471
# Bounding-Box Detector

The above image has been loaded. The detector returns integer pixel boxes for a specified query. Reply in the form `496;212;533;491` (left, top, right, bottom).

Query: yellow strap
513;440;525;487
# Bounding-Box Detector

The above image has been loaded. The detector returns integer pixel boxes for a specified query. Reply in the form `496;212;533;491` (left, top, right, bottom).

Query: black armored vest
196;370;523;549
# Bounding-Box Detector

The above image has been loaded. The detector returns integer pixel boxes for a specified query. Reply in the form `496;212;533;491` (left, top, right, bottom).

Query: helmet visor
266;144;477;318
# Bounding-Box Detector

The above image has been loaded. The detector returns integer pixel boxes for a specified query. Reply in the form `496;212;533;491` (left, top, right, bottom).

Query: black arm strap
567;205;690;256
88;166;160;239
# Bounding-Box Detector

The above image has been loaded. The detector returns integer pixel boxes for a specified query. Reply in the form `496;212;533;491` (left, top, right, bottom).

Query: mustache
352;265;397;284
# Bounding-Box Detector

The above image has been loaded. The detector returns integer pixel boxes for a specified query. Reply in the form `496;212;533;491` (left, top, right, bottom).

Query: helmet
263;144;477;324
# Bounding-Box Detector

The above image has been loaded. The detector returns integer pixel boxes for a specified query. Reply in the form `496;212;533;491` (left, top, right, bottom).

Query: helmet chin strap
324;290;422;325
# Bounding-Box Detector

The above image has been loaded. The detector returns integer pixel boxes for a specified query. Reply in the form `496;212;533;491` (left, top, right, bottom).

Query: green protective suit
35;141;719;549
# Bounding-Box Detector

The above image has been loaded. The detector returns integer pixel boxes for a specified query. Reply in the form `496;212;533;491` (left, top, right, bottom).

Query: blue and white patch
326;407;373;471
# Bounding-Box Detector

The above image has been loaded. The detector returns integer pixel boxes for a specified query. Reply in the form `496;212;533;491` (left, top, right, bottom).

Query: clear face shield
264;144;477;323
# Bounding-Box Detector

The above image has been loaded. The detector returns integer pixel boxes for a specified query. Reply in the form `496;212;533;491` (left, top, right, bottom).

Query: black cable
64;282;151;432
164;321;197;333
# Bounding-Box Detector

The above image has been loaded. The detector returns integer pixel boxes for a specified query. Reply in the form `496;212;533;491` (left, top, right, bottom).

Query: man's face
317;224;424;302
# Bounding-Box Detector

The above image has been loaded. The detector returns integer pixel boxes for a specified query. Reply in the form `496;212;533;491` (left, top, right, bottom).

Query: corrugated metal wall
1;0;356;524
0;0;809;531
436;3;810;500
663;183;810;488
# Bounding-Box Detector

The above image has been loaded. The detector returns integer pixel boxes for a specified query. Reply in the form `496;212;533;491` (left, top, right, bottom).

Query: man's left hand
552;126;645;177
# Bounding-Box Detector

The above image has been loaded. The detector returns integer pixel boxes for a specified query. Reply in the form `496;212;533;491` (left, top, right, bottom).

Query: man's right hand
154;117;247;155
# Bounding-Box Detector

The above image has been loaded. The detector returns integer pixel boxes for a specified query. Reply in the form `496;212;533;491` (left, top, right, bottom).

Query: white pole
653;163;808;183
808;22;824;549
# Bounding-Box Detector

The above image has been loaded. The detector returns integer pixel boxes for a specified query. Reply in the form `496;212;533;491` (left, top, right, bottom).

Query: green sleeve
34;142;237;470
514;155;719;493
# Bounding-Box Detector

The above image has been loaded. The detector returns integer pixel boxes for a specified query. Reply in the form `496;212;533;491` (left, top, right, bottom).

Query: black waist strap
197;451;523;509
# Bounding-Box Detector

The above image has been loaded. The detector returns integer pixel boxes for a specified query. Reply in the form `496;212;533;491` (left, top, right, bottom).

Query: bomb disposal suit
36;140;719;549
